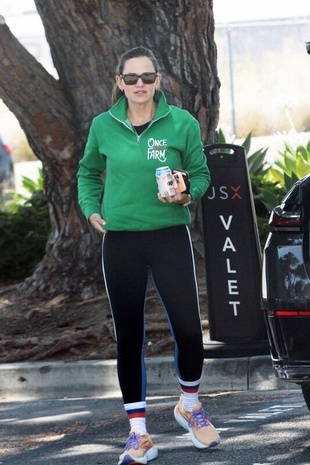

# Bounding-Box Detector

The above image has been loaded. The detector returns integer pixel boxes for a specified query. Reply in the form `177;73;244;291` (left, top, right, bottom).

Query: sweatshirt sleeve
181;116;210;202
77;119;107;220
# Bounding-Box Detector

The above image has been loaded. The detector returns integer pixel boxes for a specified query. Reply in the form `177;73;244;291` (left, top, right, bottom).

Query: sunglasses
119;72;158;85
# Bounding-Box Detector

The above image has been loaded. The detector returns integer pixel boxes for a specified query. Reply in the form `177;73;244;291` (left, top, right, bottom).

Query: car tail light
275;310;310;316
2;143;12;155
269;206;301;231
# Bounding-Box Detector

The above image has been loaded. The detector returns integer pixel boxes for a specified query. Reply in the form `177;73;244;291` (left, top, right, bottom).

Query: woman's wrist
181;194;192;207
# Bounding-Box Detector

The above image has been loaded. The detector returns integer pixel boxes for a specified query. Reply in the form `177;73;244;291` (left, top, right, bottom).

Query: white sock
129;417;147;434
178;377;201;412
124;401;147;434
182;391;199;411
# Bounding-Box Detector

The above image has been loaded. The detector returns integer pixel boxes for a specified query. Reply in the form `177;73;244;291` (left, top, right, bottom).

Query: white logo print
147;138;167;162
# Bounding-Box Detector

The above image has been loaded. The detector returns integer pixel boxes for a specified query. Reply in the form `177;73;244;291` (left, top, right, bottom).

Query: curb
0;355;297;401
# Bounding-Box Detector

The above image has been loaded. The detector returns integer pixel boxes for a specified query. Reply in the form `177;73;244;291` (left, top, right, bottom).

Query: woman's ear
115;75;123;91
155;73;162;90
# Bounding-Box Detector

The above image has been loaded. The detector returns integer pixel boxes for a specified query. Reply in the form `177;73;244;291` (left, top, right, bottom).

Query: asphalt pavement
0;350;304;464
0;389;307;465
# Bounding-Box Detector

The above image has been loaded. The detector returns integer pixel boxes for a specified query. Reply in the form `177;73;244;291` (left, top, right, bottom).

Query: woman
77;46;220;465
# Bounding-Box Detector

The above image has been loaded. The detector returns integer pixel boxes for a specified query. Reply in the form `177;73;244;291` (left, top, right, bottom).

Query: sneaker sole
174;406;220;449
118;446;158;465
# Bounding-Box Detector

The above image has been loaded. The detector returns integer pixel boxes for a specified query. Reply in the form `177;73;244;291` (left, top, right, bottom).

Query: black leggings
102;225;204;404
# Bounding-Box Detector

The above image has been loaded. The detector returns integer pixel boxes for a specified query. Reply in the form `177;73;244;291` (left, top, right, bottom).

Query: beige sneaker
174;397;221;449
118;432;158;464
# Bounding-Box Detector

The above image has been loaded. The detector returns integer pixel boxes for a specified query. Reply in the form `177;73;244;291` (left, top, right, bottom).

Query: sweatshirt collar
109;90;171;126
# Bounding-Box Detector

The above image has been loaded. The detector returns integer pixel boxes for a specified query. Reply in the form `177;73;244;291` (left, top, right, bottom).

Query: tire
301;384;310;412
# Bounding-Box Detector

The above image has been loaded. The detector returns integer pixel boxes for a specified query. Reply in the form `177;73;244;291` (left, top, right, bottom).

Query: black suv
262;174;310;411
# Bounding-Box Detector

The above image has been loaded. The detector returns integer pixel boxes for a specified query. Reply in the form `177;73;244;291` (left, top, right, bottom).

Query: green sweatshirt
77;90;210;231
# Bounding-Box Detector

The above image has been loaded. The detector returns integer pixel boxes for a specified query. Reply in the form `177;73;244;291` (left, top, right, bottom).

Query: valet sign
201;144;266;342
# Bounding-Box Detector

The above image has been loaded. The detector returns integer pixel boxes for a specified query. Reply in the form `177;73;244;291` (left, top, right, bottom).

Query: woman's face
116;56;161;106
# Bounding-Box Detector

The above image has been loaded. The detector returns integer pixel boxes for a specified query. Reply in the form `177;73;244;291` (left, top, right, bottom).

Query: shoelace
125;432;141;450
188;409;212;429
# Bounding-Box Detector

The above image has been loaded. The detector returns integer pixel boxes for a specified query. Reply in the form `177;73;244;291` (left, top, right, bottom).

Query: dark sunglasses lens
123;73;156;85
123;75;138;85
141;73;157;84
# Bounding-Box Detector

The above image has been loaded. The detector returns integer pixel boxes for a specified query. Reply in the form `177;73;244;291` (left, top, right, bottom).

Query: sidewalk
0;355;296;401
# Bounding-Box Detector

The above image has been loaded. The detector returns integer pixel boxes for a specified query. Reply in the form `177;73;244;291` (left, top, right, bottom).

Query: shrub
0;191;50;284
266;138;310;192
250;175;286;247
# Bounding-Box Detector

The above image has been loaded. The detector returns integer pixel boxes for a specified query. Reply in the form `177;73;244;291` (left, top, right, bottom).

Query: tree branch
0;19;75;162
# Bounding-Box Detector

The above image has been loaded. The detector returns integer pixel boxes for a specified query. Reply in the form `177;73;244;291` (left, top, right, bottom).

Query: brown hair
111;46;160;105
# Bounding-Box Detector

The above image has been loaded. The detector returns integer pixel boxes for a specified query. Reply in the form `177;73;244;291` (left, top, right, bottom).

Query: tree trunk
0;0;219;299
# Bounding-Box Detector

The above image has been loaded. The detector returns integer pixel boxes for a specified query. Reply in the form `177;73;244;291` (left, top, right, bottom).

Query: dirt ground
0;256;209;363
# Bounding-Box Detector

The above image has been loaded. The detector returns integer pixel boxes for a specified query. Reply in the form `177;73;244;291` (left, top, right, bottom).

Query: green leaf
241;132;252;155
283;171;299;191
283;150;297;175
260;188;282;213
283;141;296;155
216;128;227;143
267;166;285;184
296;153;310;178
296;145;310;163
247;147;269;176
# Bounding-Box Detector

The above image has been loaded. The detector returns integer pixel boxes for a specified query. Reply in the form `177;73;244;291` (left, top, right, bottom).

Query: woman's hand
157;185;191;206
89;213;107;234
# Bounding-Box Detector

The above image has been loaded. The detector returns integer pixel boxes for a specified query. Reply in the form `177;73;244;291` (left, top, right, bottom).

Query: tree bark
0;0;219;299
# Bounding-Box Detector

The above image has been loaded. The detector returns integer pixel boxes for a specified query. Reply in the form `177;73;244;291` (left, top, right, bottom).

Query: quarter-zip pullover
77;90;210;231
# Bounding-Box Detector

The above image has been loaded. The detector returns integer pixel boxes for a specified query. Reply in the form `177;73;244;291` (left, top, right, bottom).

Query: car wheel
301;384;310;412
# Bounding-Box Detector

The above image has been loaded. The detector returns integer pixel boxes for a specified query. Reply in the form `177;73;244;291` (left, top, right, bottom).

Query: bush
250;175;286;248
266;138;310;192
0;192;51;284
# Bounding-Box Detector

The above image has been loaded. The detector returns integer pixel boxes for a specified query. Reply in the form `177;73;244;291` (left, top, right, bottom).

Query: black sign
201;144;266;342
